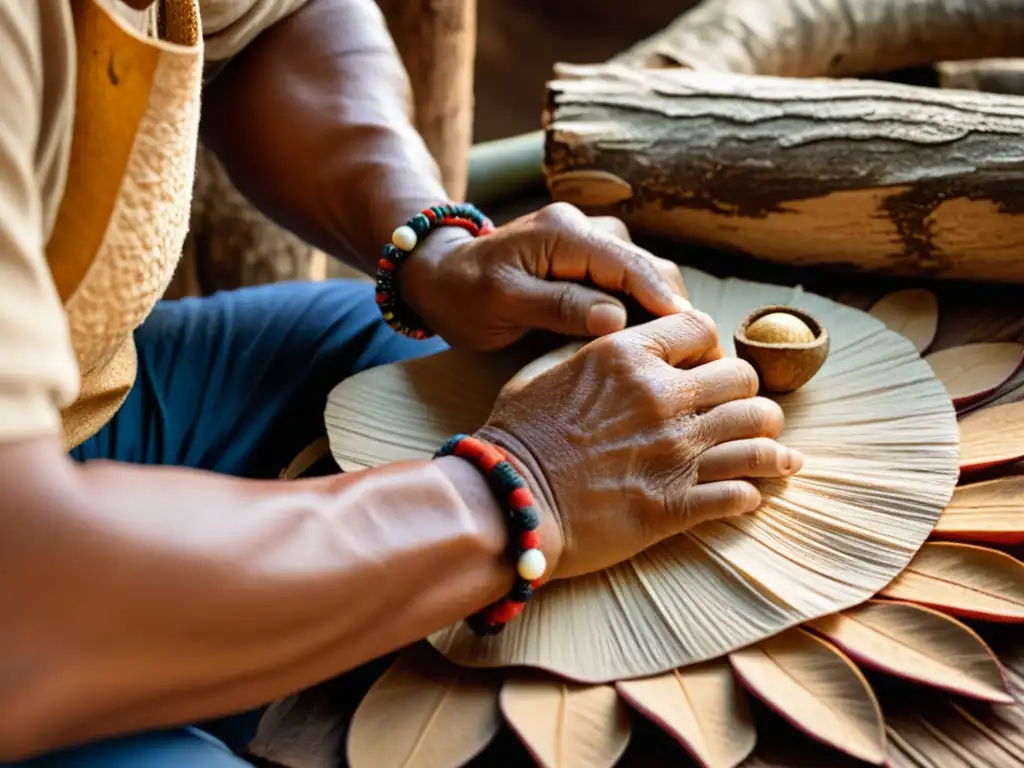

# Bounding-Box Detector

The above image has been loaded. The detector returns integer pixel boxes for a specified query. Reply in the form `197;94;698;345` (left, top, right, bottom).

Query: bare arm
200;0;467;276
0;438;515;759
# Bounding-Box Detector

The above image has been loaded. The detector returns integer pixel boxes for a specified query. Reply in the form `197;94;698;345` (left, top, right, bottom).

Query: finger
674;480;762;528
685;357;760;410
588;216;633;242
511;277;629;337
538;203;687;317
645;254;688;300
697;437;804;483
612;311;723;367
699;397;786;444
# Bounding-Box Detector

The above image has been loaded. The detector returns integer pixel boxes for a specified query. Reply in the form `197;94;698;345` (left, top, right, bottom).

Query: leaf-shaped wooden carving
935;475;1024;545
868;288;939;353
547;169;634;207
616;660;756;768
347;643;502;768
926;342;1024;404
959;401;1024;472
880;542;1024;622
500;676;631;768
807;600;1012;703
729;628;886;765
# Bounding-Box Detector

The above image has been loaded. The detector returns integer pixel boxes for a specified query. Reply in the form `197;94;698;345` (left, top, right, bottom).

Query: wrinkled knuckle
750;397;785;435
541;201;583;228
551;284;575;324
591;334;635;367
725;481;753;509
678;310;718;346
730;359;761;397
746;439;774;471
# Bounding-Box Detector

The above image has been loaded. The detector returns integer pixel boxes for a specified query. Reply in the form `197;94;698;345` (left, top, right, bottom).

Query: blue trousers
10;280;446;767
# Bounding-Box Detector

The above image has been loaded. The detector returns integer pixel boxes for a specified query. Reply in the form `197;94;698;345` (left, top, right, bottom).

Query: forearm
0;439;510;760
200;0;457;275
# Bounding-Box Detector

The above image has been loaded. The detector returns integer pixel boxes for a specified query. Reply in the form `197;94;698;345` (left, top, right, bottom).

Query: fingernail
782;449;804;474
672;295;693;313
588;303;628;335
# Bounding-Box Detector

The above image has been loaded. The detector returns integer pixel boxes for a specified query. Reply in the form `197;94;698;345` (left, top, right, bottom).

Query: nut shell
734;306;829;394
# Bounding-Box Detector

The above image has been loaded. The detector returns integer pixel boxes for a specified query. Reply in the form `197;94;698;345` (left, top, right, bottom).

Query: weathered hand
400;203;690;351
478;312;803;581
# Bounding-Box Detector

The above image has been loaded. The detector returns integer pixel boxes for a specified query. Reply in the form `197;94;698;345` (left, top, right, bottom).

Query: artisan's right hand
479;311;803;580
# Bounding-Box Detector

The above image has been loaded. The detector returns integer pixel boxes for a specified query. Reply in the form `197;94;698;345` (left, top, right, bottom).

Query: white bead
392;225;418;251
517;548;547;581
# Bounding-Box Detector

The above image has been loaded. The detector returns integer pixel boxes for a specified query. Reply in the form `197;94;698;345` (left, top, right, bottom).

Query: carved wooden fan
322;270;1024;767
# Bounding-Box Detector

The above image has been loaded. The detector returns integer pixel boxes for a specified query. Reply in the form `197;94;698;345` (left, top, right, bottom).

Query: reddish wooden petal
926;343;1024;405
935;475;1024;545
347;643;502;768
616;660;756;768
868;289;939;354
880;542;1024;622
501;675;631;768
959;402;1024;472
729;628;886;765
807;600;1012;703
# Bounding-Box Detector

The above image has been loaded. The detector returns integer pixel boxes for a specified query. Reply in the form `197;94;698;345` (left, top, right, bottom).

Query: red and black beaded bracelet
435;433;545;636
376;203;495;339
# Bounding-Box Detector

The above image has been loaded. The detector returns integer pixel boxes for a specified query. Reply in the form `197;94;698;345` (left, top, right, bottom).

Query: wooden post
378;0;477;202
544;64;1024;283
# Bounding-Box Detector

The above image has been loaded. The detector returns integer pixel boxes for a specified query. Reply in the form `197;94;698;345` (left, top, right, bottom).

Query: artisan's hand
479;311;803;580
401;203;689;351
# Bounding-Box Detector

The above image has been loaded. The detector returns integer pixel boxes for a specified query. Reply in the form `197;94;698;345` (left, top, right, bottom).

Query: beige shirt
0;0;310;448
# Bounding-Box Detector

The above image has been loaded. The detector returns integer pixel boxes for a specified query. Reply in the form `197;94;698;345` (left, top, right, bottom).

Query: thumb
511;276;629;338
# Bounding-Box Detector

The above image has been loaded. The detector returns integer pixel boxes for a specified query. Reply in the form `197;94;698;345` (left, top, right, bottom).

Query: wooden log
543;64;1024;283
938;58;1024;95
614;0;1024;77
378;0;476;201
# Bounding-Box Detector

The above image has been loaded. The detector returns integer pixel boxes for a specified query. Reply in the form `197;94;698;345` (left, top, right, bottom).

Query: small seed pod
734;306;829;394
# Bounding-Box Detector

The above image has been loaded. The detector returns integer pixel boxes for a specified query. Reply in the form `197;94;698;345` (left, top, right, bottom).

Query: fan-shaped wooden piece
806;600;1012;703
880;542;1024;622
959;401;1024;472
925;342;1024;404
347;643;502;768
325;268;960;683
935;476;1024;545
616;660;755;768
868;289;939;354
499;677;631;768
729;628;886;765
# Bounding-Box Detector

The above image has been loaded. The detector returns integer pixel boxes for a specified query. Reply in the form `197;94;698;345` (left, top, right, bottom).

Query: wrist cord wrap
435;434;545;636
376;203;494;339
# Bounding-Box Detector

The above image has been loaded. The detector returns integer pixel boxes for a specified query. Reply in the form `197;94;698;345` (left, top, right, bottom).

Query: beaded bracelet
435;433;546;636
376;203;495;339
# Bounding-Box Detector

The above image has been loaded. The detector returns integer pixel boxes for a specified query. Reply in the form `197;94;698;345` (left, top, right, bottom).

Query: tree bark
378;0;477;202
614;0;1024;78
543;64;1024;283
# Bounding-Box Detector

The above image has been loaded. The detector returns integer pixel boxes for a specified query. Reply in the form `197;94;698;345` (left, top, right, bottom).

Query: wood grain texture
614;0;1024;76
544;64;1024;282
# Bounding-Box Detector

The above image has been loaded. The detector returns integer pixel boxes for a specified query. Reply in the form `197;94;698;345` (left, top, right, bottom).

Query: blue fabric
11;279;446;767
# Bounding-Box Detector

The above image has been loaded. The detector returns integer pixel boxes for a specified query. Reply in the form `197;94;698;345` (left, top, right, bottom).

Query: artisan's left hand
400;203;691;351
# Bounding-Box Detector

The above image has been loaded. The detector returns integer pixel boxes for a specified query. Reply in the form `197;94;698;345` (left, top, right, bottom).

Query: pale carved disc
325;268;960;683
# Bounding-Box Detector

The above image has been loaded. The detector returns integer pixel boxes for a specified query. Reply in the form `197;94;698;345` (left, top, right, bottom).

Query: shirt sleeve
199;0;314;62
0;1;80;443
